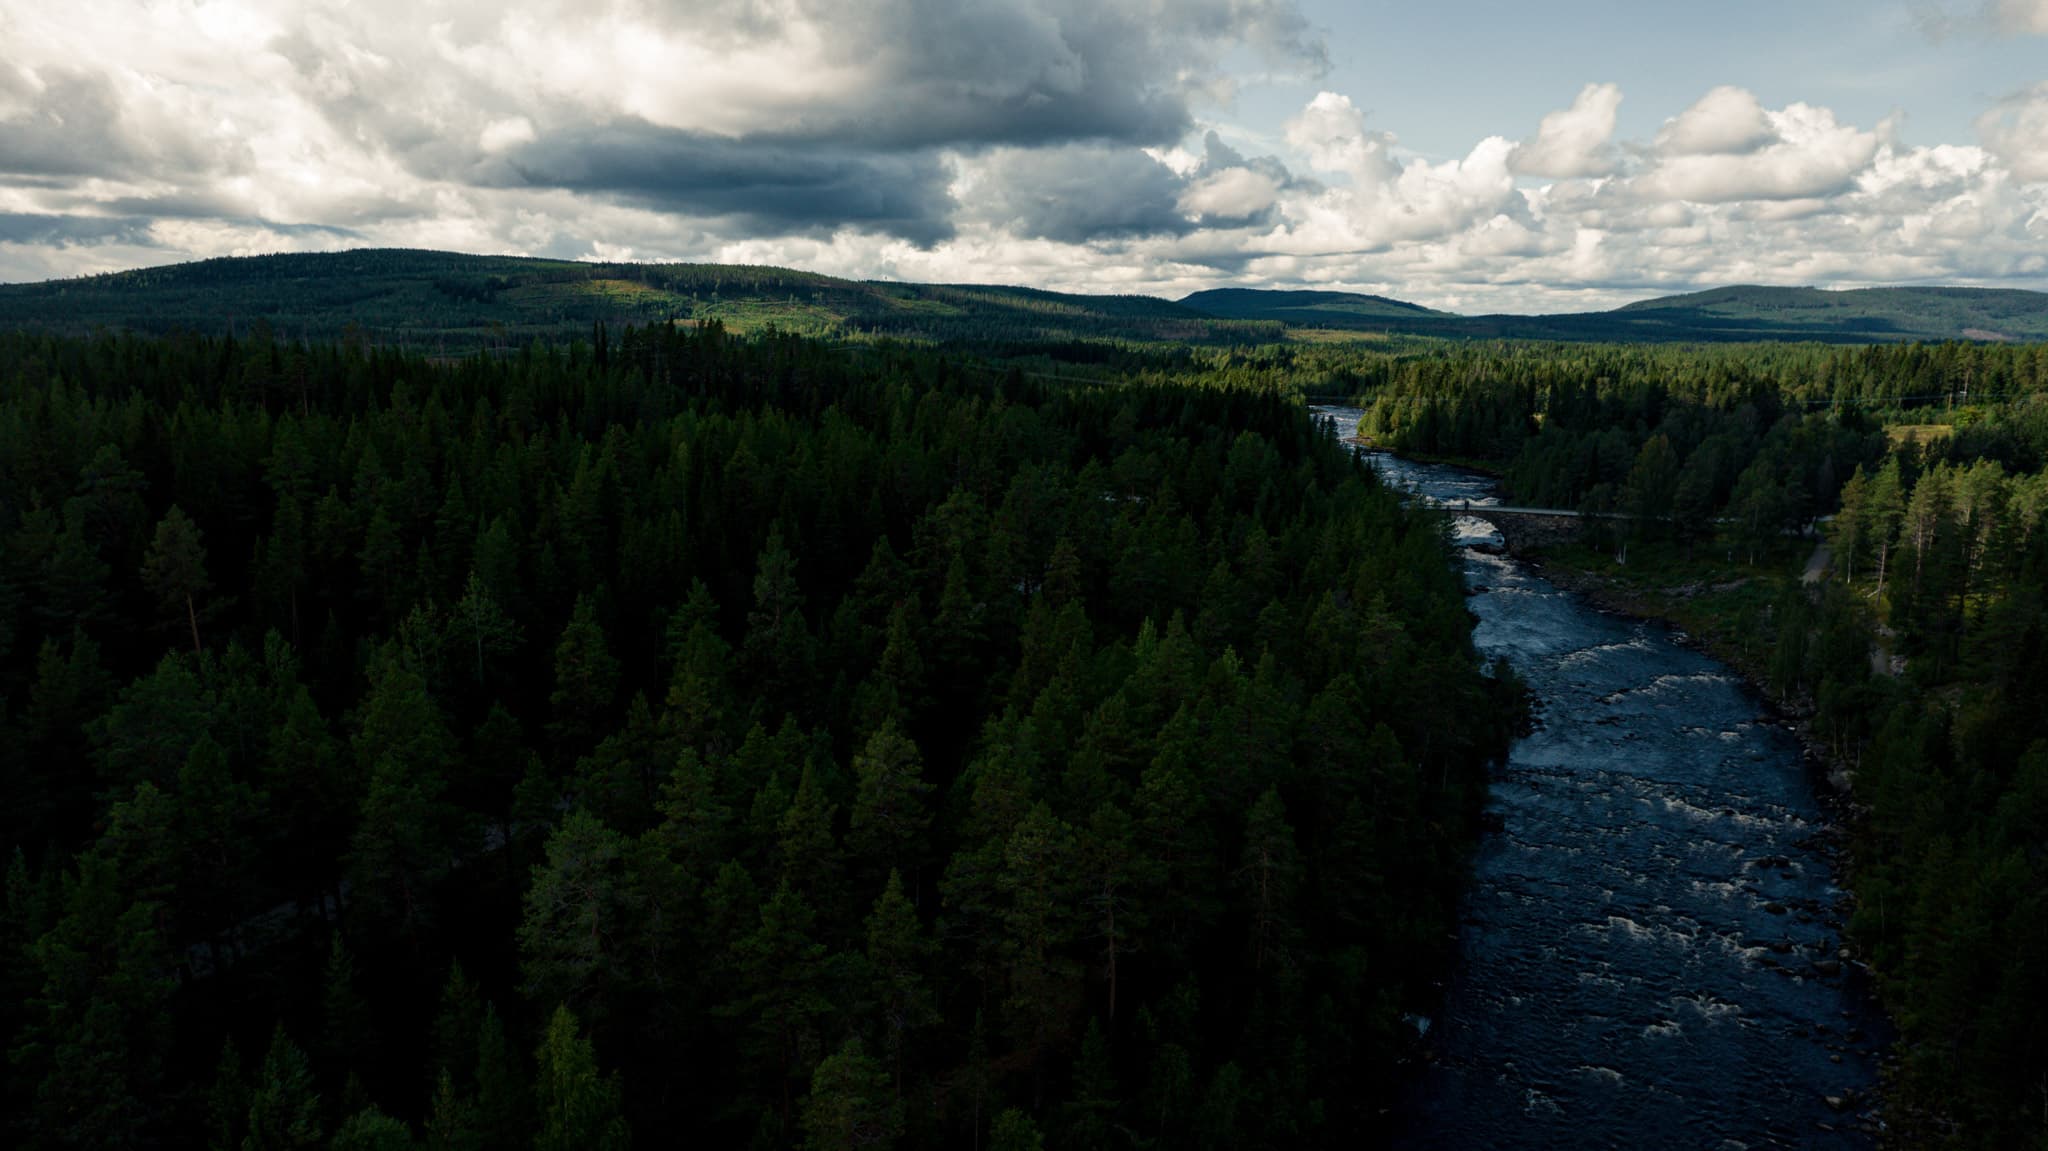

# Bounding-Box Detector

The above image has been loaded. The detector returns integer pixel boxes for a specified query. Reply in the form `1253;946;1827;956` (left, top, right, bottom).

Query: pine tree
723;881;834;1120
532;1005;629;1151
330;1107;414;1151
988;1109;1044;1151
424;1069;480;1151
450;570;522;687
242;1024;321;1151
799;1038;903;1151
141;505;212;658
519;809;640;1021
1057;1017;1119;1151
24;849;174;1149
847;724;933;882
473;1006;527;1151
742;529;815;722
1236;787;1303;973
549;593;620;756
995;804;1080;1088
320;933;377;1076
651;748;733;906
862;870;936;1091
208;1037;249;1151
776;765;845;918
430;962;483;1087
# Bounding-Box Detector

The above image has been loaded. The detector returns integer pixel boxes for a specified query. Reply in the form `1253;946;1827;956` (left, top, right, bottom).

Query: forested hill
1181;283;2048;343
7;249;2046;352
1178;288;1448;326
0;249;1277;351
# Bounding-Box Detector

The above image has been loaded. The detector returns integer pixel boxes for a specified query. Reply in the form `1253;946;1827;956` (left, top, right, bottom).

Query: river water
1316;410;1888;1150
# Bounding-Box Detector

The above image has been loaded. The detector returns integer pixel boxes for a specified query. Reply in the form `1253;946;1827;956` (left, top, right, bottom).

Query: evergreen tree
207;1037;249;1151
242;1025;321;1151
799;1038;903;1151
862;870;936;1090
519;809;641;1021
330;1108;414;1151
549;592;620;756
847;723;933;883
532;1006;629;1151
140;505;212;658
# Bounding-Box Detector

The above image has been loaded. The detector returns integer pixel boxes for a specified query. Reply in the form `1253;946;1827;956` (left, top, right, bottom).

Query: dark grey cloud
964;145;1193;243
589;0;1324;150
493;122;958;245
0;63;241;186
246;0;1327;246
0;66;140;179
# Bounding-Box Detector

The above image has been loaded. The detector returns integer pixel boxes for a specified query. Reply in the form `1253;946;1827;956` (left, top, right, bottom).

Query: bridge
1413;498;1627;552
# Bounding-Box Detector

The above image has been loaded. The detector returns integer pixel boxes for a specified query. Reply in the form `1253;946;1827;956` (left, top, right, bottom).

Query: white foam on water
1689;878;1742;901
1642;1019;1684;1040
1672;993;1742;1022
1576;1065;1626;1086
1558;635;1655;667
1522;1087;1563;1116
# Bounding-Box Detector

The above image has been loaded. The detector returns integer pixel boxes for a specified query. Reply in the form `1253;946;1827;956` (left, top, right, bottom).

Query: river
1316;410;1889;1150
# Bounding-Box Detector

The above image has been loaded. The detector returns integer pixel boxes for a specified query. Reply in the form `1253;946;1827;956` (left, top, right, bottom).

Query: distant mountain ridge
1183;282;2048;343
2;249;2043;347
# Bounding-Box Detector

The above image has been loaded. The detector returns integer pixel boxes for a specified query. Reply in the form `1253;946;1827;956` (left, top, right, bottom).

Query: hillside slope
4;250;2044;348
0;249;1278;350
1178;283;2048;342
1179;287;1447;324
1609;284;2048;341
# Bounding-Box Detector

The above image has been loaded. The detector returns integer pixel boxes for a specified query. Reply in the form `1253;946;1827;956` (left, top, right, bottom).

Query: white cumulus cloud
1635;97;1878;202
1655;86;1776;156
1978;83;2048;182
1511;82;1622;178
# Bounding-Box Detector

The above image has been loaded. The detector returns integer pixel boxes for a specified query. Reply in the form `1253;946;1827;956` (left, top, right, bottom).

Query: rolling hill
2;249;2043;350
1181;283;2048;343
0;249;1280;351
1178;288;1448;326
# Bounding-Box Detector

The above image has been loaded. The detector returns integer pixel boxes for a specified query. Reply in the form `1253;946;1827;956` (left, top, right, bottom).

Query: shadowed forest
2;258;2046;1148
0;322;1523;1149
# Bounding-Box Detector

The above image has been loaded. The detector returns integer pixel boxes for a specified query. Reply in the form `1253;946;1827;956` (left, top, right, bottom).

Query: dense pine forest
0;322;1524;1149
1360;339;2048;1146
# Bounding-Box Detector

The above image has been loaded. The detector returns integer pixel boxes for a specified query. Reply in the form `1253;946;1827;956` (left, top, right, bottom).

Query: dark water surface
1317;411;1887;1150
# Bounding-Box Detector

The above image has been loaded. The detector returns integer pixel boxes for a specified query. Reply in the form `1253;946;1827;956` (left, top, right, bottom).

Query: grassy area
1532;537;1807;690
1885;424;1956;448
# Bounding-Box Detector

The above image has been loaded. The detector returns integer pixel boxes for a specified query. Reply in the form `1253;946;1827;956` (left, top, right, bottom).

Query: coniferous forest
1361;339;2048;1145
0;322;1524;1149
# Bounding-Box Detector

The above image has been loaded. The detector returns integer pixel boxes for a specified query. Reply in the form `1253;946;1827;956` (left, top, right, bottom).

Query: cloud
1977;83;2048;181
1511;83;1623;179
1282;92;1521;250
1655;86;1775;156
959;144;1192;243
0;1;2044;313
0;0;1328;249
1181;167;1283;224
491;121;959;245
1635;96;1878;201
1991;0;2048;34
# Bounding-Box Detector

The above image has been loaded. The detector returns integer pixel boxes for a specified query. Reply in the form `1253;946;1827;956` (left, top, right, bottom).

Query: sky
0;0;2044;312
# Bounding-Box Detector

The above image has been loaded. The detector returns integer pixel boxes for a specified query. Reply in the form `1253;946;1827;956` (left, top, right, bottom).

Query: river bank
1516;544;1933;1146
1330;418;1892;1149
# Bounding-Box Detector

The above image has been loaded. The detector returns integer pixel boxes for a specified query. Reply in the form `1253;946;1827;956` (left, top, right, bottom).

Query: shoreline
1514;545;1906;1142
